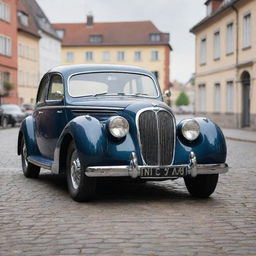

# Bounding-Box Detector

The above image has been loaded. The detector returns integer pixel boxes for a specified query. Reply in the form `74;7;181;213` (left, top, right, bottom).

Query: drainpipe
231;4;239;128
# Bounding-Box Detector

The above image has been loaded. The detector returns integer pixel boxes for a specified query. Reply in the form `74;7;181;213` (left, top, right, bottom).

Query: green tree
175;91;190;106
0;81;14;105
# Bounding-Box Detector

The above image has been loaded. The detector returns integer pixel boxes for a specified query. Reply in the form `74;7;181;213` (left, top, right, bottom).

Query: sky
37;0;206;83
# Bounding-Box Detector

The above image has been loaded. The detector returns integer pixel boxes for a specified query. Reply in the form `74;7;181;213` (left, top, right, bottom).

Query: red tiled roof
17;0;40;38
53;21;172;49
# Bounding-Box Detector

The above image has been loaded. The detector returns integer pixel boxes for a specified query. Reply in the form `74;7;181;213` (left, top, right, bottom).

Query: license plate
140;166;188;178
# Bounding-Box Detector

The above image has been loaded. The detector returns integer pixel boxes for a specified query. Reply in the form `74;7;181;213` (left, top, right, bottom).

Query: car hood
4;110;25;116
70;98;169;111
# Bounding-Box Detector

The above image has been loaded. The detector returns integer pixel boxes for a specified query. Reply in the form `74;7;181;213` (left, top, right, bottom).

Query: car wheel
184;174;219;198
2;117;8;128
21;137;40;178
66;141;96;202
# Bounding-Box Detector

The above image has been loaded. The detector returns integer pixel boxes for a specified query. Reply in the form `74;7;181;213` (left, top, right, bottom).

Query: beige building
191;0;256;130
53;16;172;92
17;0;40;104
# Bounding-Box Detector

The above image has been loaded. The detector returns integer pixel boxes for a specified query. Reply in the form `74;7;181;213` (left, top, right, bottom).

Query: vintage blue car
17;64;229;201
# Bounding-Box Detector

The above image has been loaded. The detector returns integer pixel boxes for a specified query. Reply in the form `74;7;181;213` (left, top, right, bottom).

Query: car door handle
57;110;63;114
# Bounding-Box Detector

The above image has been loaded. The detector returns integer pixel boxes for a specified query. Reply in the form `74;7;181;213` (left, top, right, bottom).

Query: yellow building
17;0;40;104
54;16;172;92
191;0;256;130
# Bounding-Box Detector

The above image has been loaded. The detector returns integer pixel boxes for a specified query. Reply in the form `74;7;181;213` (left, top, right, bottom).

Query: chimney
86;14;94;27
205;0;223;15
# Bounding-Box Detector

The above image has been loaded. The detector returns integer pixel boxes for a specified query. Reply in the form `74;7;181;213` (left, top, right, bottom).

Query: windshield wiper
127;93;150;97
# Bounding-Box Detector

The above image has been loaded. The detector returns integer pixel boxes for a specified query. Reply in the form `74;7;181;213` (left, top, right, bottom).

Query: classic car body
17;64;228;201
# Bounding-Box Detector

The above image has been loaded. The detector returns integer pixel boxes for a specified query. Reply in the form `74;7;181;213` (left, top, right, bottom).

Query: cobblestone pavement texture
0;128;256;256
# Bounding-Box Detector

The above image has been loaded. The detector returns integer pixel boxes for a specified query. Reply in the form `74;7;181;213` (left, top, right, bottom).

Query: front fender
53;115;136;173
174;117;227;165
17;116;40;156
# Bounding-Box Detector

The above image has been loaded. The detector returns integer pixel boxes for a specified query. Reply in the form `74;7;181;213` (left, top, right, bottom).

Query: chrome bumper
86;152;229;179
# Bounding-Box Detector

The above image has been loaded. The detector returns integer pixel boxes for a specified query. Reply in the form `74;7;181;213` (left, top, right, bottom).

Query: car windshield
69;72;158;98
2;105;21;112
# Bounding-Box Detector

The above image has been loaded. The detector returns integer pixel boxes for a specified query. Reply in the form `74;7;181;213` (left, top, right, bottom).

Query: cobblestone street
0;128;256;256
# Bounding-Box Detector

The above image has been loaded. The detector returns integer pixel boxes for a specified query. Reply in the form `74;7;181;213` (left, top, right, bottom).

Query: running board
27;155;53;170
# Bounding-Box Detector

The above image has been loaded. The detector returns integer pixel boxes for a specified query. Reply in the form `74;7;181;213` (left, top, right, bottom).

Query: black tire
21;137;40;178
184;174;219;198
66;141;96;202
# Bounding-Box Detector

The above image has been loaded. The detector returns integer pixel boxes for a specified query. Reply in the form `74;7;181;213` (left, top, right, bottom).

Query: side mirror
163;90;171;97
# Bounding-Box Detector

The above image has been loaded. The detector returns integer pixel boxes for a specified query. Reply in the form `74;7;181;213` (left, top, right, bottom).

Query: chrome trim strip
36;105;124;111
85;152;229;178
27;157;52;170
67;70;161;99
135;107;176;166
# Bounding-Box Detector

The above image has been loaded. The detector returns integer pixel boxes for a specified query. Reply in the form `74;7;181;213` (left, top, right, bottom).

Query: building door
241;71;250;127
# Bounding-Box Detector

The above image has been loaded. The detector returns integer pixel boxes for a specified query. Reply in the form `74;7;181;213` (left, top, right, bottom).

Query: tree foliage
175;91;190;106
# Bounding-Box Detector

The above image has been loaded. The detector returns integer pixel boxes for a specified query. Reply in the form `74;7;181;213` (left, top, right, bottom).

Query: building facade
17;0;40;104
54;16;172;92
0;0;18;104
191;0;256;130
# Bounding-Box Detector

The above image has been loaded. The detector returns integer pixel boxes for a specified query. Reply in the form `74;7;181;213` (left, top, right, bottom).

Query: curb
225;136;256;144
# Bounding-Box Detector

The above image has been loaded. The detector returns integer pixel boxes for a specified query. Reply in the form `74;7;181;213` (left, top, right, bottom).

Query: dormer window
56;29;64;39
89;35;102;43
18;11;28;27
206;2;212;16
150;33;161;42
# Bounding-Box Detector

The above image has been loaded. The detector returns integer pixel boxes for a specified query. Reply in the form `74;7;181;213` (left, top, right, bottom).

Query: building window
89;35;102;43
66;51;74;62
214;83;221;112
0;34;11;56
226;81;234;113
206;2;212;16
243;13;251;48
85;51;93;61
102;51;110;61
0;1;10;22
56;29;64;39
18;11;28;26
134;51;142;61
0;71;10;92
151;50;159;61
117;51;125;61
198;84;206;112
213;31;220;60
226;23;234;54
150;33;161;42
200;38;207;64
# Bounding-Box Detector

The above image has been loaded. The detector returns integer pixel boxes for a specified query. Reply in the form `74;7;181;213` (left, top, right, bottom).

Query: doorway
241;71;251;127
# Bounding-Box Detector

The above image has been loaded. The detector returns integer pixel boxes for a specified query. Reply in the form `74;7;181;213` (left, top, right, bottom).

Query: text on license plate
140;167;188;177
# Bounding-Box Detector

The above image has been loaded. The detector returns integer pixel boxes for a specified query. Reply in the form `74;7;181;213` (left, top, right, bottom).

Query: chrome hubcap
70;156;81;190
22;142;28;168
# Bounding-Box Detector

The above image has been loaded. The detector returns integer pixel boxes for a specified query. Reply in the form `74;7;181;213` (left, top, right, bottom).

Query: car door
34;73;67;159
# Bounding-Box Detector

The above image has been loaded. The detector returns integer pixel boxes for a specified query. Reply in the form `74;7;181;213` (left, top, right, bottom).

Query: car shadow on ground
34;172;217;204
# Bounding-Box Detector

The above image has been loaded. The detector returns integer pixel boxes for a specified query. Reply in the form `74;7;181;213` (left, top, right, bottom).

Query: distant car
21;104;34;116
0;104;26;128
17;64;229;202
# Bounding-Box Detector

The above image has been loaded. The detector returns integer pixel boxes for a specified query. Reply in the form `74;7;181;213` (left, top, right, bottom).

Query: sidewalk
222;128;256;143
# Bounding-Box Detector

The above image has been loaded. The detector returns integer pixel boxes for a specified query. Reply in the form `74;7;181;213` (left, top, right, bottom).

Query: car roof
48;64;154;78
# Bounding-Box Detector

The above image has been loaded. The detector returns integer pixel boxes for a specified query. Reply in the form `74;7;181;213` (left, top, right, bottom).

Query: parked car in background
21;104;34;116
0;104;26;128
17;64;229;202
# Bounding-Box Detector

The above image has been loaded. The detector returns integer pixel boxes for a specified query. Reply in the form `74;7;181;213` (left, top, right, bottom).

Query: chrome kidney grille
137;108;175;166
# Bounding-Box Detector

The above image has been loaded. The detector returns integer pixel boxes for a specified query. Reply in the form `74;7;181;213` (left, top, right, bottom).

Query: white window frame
213;31;221;60
0;34;12;56
151;50;159;61
226;23;234;54
102;51;110;62
134;51;142;61
0;1;10;22
200;37;207;65
198;84;206;112
85;51;93;61
214;83;221;112
226;81;234;113
117;51;125;61
66;51;74;63
243;13;251;48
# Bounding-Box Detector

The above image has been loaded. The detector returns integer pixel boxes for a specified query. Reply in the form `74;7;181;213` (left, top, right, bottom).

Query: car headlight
108;116;129;138
181;119;200;141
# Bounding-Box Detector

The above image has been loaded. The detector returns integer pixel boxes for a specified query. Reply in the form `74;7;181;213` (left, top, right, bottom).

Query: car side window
36;75;49;104
47;74;64;101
